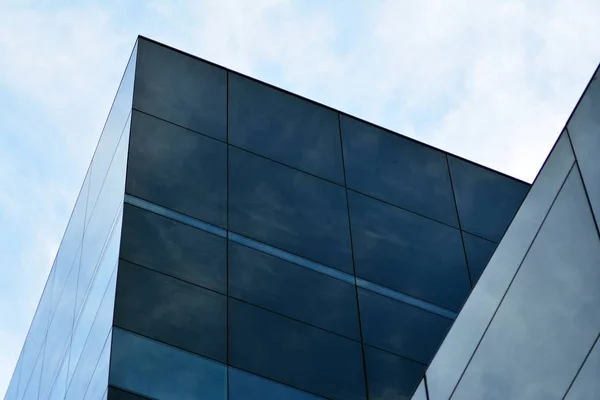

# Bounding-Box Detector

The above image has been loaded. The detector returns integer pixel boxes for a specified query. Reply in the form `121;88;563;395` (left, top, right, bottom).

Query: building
8;35;594;400
412;64;600;400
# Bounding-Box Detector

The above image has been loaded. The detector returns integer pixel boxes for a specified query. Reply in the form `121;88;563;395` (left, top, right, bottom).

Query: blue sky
1;0;599;396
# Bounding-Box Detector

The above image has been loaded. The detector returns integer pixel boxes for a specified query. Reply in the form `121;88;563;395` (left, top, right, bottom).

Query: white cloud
1;0;599;397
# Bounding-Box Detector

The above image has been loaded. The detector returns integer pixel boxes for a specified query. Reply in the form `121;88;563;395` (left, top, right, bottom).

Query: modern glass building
412;64;600;400
4;36;595;400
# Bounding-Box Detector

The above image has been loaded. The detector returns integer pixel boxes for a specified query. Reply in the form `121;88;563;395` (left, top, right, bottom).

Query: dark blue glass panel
364;346;426;400
462;232;496;285
229;368;325;400
564;338;600;399
566;68;600;229
114;260;226;362
359;289;452;364
448;156;529;242
349;191;470;311
228;242;360;340
133;39;227;141
228;73;344;184
229;299;366;400
109;328;227;400
126;111;227;227
108;386;148;399
340;115;458;227
452;168;600;399
426;131;575;400
120;203;226;293
229;147;353;273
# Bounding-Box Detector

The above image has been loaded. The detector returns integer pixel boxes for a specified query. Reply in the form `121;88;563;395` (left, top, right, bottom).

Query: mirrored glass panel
126;111;227;227
120;203;226;293
425;131;575;400
228;241;360;340
566;68;600;229
364;345;426;400
358;289;452;364
22;344;44;400
448;156;529;242
109;328;227;400
86;44;135;224
40;256;78;398
114;261;226;362
462;232;496;285
229;299;366;400
71;213;122;384
16;266;55;399
229;368;325;400
229;147;353;273
83;333;112;400
228;73;344;184
452;168;600;400
80;118;129;317
349;191;470;311
564;338;600;399
133;39;227;141
48;348;69;400
340;115;458;227
67;270;117;400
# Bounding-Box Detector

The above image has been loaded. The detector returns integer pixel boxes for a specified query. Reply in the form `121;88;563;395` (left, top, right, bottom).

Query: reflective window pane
566;68;600;229
228;73;344;184
349;191;470;311
359;289;452;364
426;131;575;400
229;368;325;400
133;39;227;141
229;299;366;400
364;345;426;400
41;257;78;398
67;270;117;400
114;261;226;362
462;232;496;285
84;333;112;400
71;213;122;384
229;147;353;273
564;338;600;399
340;115;458;227
448;156;529;242
87;44;135;223
228;242;360;340
22;343;44;400
109;328;227;400
80;119;129;318
48;348;69;400
17;266;55;399
452;168;600;400
126;111;227;227
120;203;226;293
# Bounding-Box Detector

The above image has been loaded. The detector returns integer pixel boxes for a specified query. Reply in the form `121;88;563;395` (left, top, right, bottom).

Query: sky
1;0;599;397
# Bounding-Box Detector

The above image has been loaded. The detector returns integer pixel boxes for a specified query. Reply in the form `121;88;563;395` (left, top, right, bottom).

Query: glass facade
4;44;136;400
6;37;536;400
415;66;600;399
